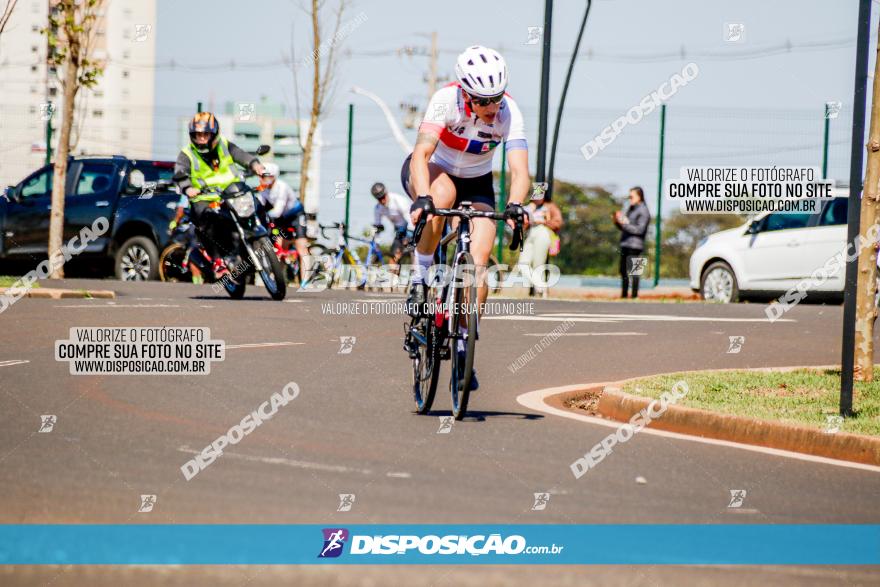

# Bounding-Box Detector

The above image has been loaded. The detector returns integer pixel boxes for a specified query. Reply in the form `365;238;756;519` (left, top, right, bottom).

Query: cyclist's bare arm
507;149;529;205
507;148;531;227
409;132;439;223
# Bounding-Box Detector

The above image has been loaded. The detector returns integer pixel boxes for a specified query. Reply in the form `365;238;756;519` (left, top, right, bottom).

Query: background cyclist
403;45;531;389
370;181;414;266
259;162;311;283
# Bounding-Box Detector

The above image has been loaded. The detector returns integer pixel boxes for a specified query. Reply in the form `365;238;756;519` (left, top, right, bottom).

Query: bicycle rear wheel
411;313;441;414
450;252;478;420
158;243;191;282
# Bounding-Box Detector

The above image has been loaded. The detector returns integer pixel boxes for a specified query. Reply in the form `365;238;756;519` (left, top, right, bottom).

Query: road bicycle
404;201;523;419
306;222;387;290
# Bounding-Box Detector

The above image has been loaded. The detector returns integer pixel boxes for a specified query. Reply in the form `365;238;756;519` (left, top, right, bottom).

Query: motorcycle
208;179;287;300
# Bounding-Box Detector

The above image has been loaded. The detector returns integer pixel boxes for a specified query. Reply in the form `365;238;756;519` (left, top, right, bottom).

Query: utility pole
398;33;447;128
428;31;438;100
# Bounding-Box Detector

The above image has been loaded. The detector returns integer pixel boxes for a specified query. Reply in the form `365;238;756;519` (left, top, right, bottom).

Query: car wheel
115;236;159;281
701;261;739;303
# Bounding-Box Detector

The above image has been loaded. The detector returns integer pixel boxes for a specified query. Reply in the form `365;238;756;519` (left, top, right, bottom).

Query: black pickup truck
1;156;181;280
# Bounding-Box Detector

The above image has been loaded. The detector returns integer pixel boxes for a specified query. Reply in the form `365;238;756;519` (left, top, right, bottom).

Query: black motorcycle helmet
188;111;220;155
370;182;387;200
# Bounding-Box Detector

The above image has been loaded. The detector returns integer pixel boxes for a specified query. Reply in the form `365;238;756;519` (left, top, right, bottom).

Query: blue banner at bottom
0;525;877;565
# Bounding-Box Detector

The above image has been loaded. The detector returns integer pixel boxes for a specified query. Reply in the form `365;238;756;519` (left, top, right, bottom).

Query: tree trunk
854;19;880;382
299;0;321;201
47;53;79;279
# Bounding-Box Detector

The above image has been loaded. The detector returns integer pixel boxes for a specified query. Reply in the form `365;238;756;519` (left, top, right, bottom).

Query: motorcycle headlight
228;194;255;217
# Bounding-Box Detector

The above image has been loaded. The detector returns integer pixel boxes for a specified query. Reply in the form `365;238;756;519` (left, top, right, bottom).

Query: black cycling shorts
400;153;495;209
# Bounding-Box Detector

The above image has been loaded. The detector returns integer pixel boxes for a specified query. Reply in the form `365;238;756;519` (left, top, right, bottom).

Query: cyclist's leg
401;153;455;309
289;211;311;282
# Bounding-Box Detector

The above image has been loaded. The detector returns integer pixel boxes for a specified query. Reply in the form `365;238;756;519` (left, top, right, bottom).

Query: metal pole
653;104;666;287
535;0;553;183
822;103;831;179
44;101;53;167
547;0;591;201
497;145;508;261
344;103;354;247
841;0;872;416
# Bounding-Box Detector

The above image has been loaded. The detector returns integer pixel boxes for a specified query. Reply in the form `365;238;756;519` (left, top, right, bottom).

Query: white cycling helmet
454;45;508;98
262;162;280;177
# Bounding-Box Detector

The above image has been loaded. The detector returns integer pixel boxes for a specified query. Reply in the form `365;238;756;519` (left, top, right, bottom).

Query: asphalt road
1;278;878;586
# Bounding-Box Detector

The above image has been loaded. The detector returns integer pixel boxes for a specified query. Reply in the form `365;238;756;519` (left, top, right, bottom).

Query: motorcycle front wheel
253;236;287;301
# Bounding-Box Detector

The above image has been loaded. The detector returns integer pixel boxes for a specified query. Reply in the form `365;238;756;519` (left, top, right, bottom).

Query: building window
93;110;103;118
122;70;129;78
31;24;39;32
122;50;130;59
30;65;38;73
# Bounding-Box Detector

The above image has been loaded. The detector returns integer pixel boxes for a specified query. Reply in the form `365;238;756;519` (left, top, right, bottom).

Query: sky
151;0;876;236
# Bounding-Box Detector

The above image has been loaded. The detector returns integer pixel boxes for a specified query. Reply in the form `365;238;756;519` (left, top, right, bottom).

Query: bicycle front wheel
450;252;478;420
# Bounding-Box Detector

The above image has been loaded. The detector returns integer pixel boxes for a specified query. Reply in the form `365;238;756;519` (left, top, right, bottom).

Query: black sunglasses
467;92;504;106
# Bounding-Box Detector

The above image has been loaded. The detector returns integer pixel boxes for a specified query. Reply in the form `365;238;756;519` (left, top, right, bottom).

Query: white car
689;195;849;302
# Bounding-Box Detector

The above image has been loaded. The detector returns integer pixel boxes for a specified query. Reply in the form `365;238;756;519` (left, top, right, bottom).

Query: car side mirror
3;185;19;204
256;144;270;156
747;220;760;235
126;169;145;194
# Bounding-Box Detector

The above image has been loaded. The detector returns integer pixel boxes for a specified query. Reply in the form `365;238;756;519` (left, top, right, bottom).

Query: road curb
0;287;116;300
549;368;880;467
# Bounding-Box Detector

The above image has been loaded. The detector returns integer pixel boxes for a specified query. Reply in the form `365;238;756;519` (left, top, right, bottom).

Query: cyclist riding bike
258;162;311;282
370;181;414;266
403;45;530;390
173;111;265;277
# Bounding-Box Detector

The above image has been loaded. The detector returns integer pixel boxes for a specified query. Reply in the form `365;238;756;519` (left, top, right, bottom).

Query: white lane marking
523;332;646;337
386;472;411;478
225;342;305;349
0;360;29;368
283;299;305;303
353;297;406;303
488;314;792;323
54;304;181;308
516;385;880;473
177;446;372;475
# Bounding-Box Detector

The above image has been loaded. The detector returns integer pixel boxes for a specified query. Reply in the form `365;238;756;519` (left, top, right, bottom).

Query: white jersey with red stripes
418;82;527;179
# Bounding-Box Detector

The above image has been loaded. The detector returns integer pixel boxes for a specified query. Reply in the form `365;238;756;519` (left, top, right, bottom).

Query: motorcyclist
172;111;265;276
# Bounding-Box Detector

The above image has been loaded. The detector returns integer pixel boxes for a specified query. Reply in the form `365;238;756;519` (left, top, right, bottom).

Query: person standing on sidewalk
613;187;650;299
518;196;563;297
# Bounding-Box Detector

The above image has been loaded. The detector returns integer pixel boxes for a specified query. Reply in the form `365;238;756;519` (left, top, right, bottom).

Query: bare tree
295;0;350;202
0;0;18;41
853;18;880;381
43;0;105;278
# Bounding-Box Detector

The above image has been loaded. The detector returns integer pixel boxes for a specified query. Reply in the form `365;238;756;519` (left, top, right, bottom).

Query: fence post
822;103;831;179
497;144;507;261
344;104;354;247
653;103;667;287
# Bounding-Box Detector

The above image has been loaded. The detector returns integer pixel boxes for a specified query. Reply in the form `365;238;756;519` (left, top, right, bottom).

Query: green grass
0;276;39;288
620;368;880;437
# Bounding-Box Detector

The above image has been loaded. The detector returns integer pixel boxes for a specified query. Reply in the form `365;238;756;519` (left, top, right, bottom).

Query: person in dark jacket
613;186;650;298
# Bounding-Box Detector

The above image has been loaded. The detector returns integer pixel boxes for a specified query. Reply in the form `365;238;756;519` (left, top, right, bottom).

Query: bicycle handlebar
411;207;524;252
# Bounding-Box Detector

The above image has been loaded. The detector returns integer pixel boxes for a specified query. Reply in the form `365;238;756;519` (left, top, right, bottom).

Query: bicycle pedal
438;346;451;361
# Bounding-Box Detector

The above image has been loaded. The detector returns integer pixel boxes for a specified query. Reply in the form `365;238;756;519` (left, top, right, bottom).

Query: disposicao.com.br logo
318;528;563;558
